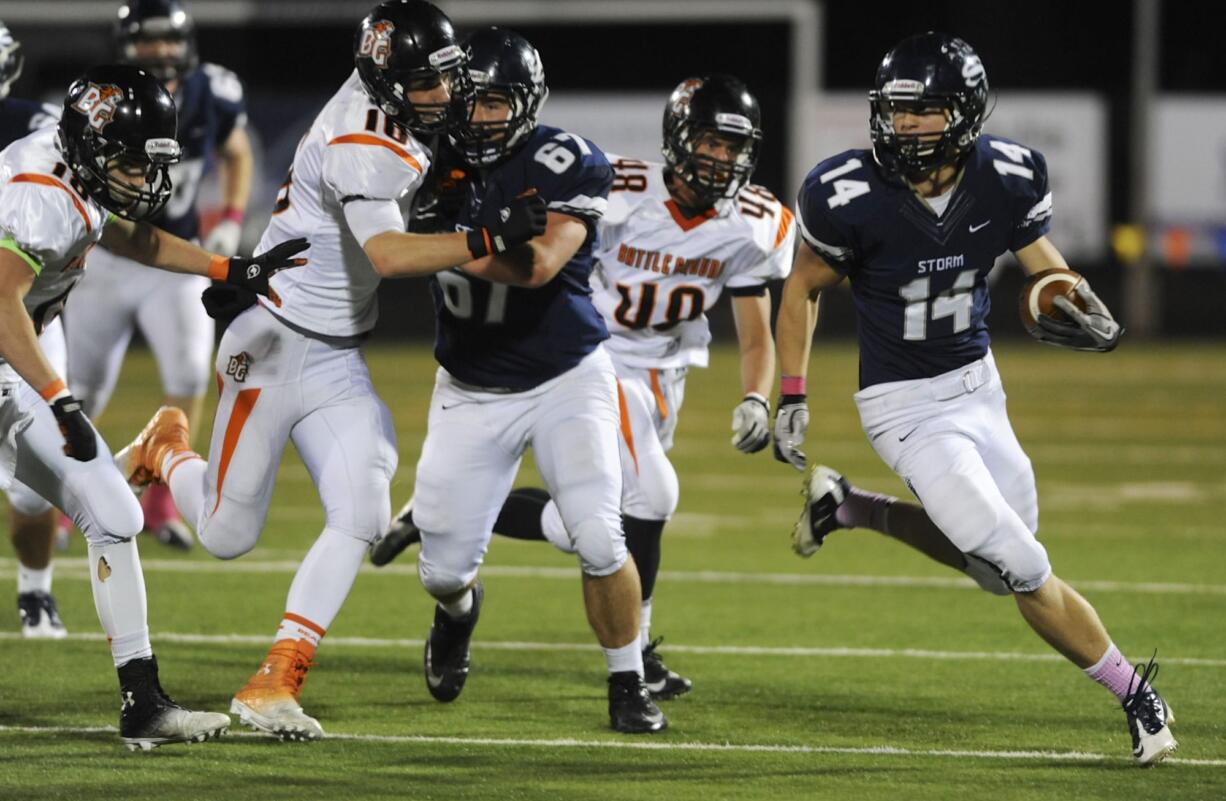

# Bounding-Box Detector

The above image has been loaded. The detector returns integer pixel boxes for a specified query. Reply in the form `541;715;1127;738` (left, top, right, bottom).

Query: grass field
1;341;1224;800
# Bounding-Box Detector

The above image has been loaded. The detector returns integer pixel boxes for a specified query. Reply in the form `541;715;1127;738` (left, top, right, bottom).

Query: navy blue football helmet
58;64;181;221
354;0;471;136
450;27;548;167
662;75;763;205
869;32;991;177
114;0;198;83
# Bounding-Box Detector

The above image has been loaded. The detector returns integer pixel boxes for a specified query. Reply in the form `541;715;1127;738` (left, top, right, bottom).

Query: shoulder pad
0;175;95;267
524;127;613;221
322;117;430;203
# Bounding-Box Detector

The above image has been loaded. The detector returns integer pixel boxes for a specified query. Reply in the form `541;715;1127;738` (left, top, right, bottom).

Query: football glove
50;395;97;462
203;219;243;257
200;284;258;321
466;193;548;258
772;394;809;471
1034;279;1123;352
214;238;309;307
730;393;770;453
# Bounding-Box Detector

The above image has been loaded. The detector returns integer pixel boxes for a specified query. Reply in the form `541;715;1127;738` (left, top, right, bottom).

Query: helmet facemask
0;30;24;100
65;130;180;221
668;119;761;206
452;78;547;167
366;42;473;137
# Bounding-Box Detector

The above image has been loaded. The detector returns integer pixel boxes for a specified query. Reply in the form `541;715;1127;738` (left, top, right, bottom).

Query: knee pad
5;481;51;517
417;555;473;600
197;515;261;560
963;553;1013;596
970;525;1052;593
572;517;628;577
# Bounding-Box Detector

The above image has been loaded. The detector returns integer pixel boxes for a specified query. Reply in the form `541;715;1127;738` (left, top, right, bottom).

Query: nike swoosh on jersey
898;426;920;442
969;220;991;233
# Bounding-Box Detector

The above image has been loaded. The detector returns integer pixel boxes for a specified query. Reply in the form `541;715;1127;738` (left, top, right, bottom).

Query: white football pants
5;318;68;516
610;359;685;521
854;350;1050;592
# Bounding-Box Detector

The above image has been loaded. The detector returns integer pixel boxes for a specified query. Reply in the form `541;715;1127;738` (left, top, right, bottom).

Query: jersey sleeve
527;133;614;226
202;63;249;145
0;179;88;273
1002;143;1053;252
794;161;859;275
727;186;796;292
322;128;429;204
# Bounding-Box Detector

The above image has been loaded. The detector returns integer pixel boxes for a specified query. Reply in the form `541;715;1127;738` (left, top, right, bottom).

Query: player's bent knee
978;533;1051;594
962;553;1013;596
197;516;261;560
573;518;628;577
417;556;474;600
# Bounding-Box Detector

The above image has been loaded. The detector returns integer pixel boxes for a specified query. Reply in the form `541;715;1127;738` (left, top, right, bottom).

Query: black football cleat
370;498;421;566
608;671;668;734
424;580;483;702
792;465;850;556
642;637;692;700
1122;654;1178;766
18;590;68;639
117;656;229;750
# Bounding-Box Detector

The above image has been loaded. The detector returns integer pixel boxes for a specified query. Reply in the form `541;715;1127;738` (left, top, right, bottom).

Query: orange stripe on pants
211;387;261;514
616;380;639;474
649;369;669;420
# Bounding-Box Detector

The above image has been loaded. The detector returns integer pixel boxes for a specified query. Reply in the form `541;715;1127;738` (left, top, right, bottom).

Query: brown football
1018;268;1088;336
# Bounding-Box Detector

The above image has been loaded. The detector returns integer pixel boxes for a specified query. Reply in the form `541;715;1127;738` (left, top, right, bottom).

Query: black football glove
466;193;548;259
217;237;309;307
1034;279;1123;352
50;395;97;462
201;284;258;321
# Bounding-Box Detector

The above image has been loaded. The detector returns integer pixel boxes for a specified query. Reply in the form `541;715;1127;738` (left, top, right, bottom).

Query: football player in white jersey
140;1;547;741
372;75;796;700
775;34;1174;765
63;0;255;551
0;64;304;748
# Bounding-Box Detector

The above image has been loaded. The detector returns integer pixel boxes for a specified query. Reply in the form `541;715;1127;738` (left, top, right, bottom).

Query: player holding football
374;26;667;733
63;0;254;551
372;75;796;703
139;1;547;741
0;63;304;748
773;32;1175;765
0;19;76;638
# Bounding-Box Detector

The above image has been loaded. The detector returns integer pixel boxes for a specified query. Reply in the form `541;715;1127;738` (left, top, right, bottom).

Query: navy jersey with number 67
796;134;1051;388
432;124;614;390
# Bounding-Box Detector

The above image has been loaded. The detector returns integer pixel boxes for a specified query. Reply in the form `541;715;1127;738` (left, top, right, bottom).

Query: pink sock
140;483;180;531
1085;643;1149;702
834;487;896;532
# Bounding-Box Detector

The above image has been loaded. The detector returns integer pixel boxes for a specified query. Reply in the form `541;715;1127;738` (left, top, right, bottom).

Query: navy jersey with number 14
432;124;614;390
796;134;1051;388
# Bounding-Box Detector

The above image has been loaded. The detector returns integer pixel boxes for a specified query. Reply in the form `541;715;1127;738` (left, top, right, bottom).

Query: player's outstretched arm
0;251;95;460
364;193;548;279
772;243;844;470
729;292;775;454
1015;235;1122;352
100;218;307;303
463;212;587;289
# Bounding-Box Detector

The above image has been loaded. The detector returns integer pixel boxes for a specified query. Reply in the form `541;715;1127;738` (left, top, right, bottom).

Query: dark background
4;0;1223;338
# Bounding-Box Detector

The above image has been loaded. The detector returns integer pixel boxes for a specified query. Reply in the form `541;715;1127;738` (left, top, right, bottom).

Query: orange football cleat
115;406;194;490
230;639;323;741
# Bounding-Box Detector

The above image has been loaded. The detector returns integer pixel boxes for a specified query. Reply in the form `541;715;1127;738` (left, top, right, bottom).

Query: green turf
1;341;1224;800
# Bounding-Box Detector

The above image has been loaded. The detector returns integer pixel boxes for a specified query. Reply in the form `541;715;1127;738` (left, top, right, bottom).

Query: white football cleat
230;696;324;742
792;465;850;557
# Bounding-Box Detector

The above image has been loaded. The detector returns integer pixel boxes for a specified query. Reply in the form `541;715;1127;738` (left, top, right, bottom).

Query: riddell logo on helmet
71;83;124;132
358;20;395;68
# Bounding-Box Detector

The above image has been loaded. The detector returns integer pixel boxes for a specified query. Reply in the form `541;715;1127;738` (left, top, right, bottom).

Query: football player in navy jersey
385;27;666;734
0;19;73;639
61;0;254;551
773;32;1175;765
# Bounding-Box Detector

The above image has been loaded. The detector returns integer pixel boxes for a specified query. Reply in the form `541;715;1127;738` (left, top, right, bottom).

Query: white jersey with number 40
256;70;430;338
591;156;795;369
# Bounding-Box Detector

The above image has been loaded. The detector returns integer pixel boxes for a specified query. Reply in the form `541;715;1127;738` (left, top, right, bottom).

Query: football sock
164;453;207;532
440;586;475;619
140;483;179;531
278;528;366;644
1085;642;1151;702
639;598;653;650
87;538;153;667
493;487;551;541
603;640;644;677
623;516;666;600
834;487;896;532
17;563;52;594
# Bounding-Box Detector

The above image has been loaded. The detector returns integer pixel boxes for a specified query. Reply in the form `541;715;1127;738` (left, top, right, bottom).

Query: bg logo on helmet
72;83;124;132
669;79;703;116
358;20;395;68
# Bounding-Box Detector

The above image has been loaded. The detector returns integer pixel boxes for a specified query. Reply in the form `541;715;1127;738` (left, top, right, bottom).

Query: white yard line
2;556;1224;596
0;724;1220;767
2;630;1223;667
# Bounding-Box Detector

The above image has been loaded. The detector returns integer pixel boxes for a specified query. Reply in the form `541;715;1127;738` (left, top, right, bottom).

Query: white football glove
772;396;809;471
203;219;243;257
1035;279;1122;352
730;393;770;453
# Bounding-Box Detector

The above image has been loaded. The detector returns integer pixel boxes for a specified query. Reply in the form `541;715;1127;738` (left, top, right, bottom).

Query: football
1018;268;1088;336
